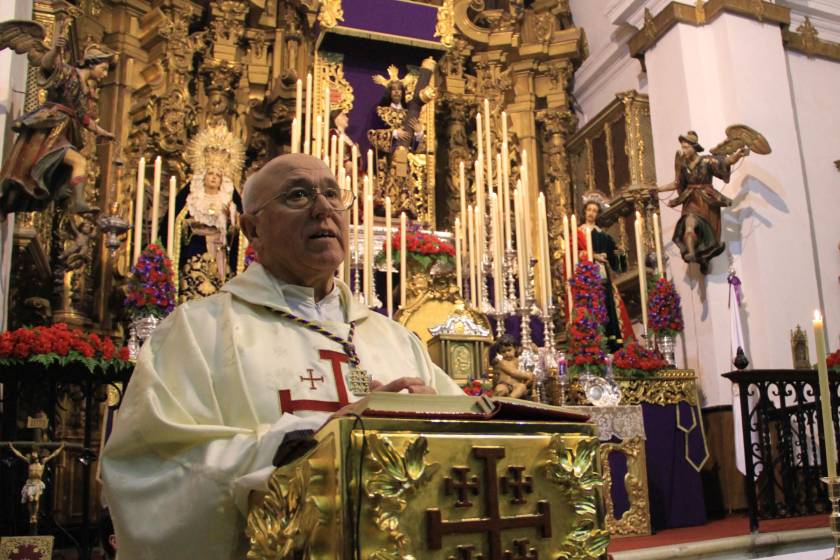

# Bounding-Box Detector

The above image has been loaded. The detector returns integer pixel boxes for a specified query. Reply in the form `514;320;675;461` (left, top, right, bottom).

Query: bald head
243;153;333;214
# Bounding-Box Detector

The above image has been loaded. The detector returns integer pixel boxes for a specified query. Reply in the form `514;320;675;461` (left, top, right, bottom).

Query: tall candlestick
399;212;407;308
653;211;664;278
385;197;393;318
586;226;593;262
468;205;477;308
474;158;484;263
476;113;484;185
455;216;463;297
166;176;176;259
367;149;374;184
815;310;837;479
366;193;374;305
483;98;493;199
133;156;145;264
342;170;351;285
635;211;649;334
495;152;502;207
571;214;579;269
150;156;162;244
474;204;483;306
304;72;312;155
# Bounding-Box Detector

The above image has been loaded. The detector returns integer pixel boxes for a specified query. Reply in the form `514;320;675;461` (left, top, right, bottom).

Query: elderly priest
101;154;462;559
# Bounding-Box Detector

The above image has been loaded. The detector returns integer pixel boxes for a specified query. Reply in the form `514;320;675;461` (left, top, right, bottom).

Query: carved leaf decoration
404;434;429;480
368;434;410;484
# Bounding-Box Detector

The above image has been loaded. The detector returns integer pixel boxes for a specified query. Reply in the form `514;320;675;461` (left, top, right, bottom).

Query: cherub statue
491;334;534;399
164;125;245;302
8;442;65;524
657;126;770;274
0;9;117;216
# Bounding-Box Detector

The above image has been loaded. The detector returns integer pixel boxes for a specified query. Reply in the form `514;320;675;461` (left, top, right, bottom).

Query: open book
343;392;590;423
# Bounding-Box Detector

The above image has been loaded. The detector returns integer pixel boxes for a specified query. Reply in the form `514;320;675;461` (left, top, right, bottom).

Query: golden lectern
246;395;610;559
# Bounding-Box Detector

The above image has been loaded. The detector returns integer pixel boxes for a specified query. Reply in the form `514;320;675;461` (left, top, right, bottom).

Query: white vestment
101;263;461;559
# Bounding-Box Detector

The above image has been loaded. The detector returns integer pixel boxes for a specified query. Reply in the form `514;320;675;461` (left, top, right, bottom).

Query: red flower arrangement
648;277;684;337
568;261;607;374
125;244;176;319
828;348;840;371
462;379;493;397
377;227;456;271
0;323;131;373
613;341;667;378
243;245;259;270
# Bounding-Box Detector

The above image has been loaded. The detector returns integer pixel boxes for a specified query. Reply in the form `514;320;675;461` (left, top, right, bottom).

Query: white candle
304;72;312;155
351;171;360;283
166;176;176;259
476;113;484;184
520;150;530;259
514;189;528;309
563;214;572;323
290;118;299;154
314;115;322;160
330;134;338;177
367;149;374;188
468;205;476;308
342;170;351;285
815;310;837;479
653;211;664;278
635;211;649;335
459;161;467;243
490;193;502;311
483;98;493;199
474;158;484;269
501;112;511;250
133;157;145;264
366;193;374;305
474;204;483;306
538;193;552;312
571;214;579;269
338;134;346;186
399;212;407;308
385;196;393;318
294;79;303;153
150;156;162;244
322;87;330;160
586;226;593;262
455;216;463;298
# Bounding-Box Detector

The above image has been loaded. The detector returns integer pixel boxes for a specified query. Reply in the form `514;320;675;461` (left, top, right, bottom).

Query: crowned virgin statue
162;125;246;302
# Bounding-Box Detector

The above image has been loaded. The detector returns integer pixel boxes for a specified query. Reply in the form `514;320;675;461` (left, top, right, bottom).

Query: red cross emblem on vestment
278;349;351;413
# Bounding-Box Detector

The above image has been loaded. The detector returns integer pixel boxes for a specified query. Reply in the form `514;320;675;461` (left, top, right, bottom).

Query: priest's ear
240;212;258;242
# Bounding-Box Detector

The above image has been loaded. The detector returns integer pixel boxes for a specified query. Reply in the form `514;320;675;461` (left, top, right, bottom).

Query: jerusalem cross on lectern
427;446;551;560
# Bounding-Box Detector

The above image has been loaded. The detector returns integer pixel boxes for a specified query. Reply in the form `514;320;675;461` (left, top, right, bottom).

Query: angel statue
161;125;245;303
8;442;65;525
657;126;770;274
0;10;117;216
368;59;436;218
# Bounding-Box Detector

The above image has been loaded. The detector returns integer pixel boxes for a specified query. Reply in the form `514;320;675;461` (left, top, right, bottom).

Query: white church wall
645;13;821;406
569;0;648;123
0;0;33;331
786;50;840;349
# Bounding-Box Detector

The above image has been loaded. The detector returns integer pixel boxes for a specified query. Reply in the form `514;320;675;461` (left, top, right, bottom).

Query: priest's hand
371;376;437;395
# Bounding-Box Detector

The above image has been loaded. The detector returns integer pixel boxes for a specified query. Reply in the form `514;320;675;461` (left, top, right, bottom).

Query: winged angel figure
0;10;117;216
657;125;770;274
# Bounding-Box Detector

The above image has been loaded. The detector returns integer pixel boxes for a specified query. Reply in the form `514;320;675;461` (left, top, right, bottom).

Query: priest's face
241;154;346;286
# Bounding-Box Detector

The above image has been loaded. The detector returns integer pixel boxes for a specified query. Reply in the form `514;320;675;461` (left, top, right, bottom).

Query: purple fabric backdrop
341;0;439;42
643;402;708;530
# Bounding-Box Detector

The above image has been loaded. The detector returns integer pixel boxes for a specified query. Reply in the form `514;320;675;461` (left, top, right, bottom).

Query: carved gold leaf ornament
365;434;440;559
246;462;323;560
544;436;611;560
318;0;344;29
435;0;456;48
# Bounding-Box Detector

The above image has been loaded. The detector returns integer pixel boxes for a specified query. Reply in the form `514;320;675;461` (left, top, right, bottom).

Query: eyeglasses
253;184;355;213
